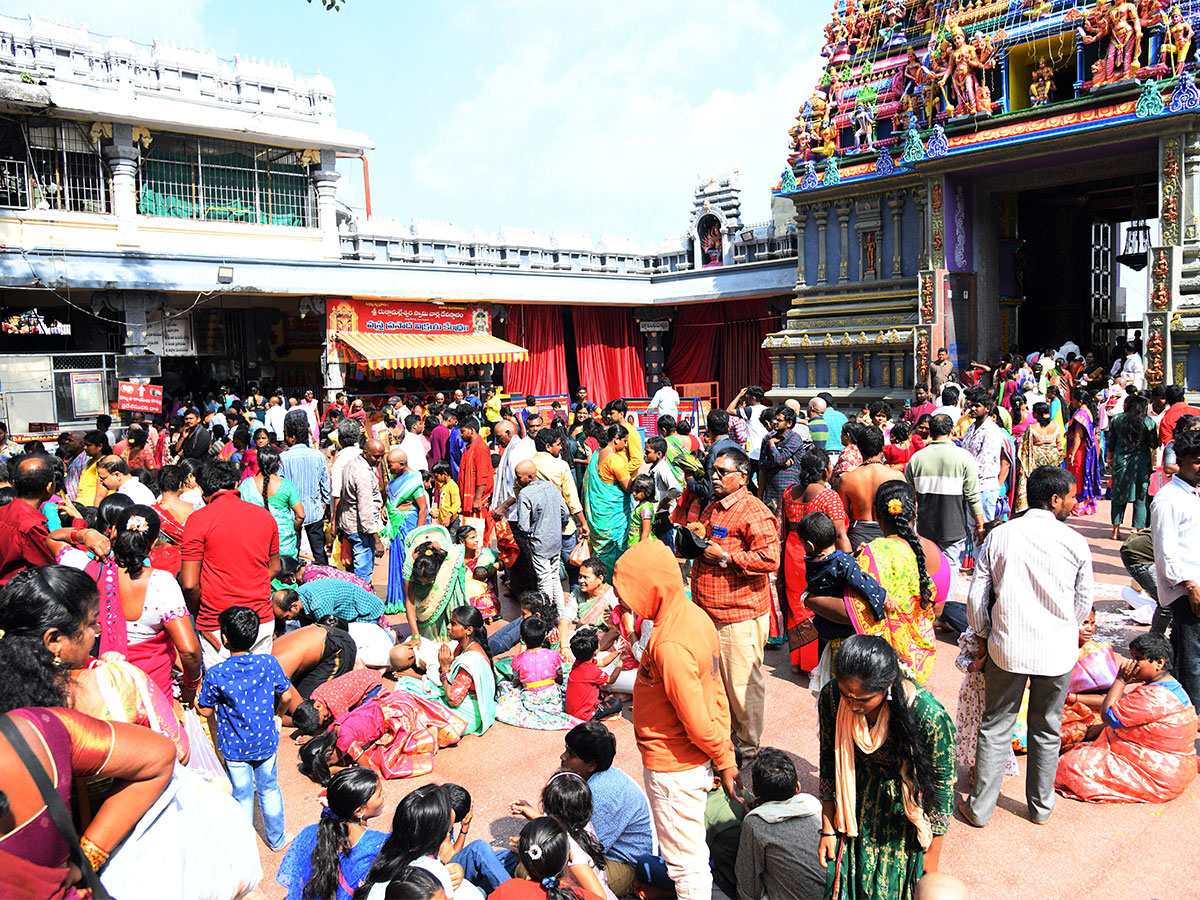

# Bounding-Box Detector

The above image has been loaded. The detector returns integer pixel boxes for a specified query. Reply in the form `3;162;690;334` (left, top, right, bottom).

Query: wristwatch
719;549;730;569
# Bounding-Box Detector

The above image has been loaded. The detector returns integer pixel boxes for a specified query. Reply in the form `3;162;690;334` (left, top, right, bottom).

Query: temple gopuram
767;0;1200;401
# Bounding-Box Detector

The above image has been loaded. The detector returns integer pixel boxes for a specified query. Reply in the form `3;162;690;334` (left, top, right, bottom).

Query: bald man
338;438;387;582
384;446;429;557
491;418;537;591
513;458;570;634
807;397;831;453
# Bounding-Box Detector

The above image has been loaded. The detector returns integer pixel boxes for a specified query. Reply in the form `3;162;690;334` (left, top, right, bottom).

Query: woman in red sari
149;465;194;576
779;447;851;672
1057;633;1197;803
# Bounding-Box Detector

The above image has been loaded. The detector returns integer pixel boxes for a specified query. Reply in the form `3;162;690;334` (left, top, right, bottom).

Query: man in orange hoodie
613;539;743;900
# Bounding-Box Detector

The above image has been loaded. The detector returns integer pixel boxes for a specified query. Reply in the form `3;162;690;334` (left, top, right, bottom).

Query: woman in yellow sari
807;482;947;686
1014;401;1065;512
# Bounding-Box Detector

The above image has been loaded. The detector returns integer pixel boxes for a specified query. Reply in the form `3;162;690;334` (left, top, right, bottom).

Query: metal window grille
138;133;315;227
1090;220;1113;347
0;118;109;213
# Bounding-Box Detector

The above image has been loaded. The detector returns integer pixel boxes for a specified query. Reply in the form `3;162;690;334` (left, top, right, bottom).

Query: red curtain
665;303;722;386
573;307;646;404
503;304;568;397
666;299;780;402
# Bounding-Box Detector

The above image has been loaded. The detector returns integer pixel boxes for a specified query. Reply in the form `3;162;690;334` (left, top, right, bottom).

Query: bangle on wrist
80;834;110;870
821;831;836;838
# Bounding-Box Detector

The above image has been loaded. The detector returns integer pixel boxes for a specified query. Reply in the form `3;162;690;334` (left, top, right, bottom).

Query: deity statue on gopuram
1138;0;1168;31
1161;5;1194;76
1078;0;1143;87
937;20;1000;117
821;10;849;62
1029;57;1056;106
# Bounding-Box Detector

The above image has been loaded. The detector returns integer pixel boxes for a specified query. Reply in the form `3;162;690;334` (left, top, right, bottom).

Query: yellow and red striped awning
337;331;528;371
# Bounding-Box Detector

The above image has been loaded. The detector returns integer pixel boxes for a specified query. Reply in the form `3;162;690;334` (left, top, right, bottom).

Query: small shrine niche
861;231;880;281
1008;36;1077;112
698;213;723;268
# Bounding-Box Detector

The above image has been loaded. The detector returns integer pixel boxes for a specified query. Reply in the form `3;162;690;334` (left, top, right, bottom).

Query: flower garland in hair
887;498;903;516
526;844;543;861
126;515;150;534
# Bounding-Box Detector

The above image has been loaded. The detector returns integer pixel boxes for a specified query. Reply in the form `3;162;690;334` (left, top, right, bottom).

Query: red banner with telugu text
117;381;163;413
326;299;491;337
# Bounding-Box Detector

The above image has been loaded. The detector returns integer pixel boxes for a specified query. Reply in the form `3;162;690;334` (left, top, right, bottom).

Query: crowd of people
0;340;1196;900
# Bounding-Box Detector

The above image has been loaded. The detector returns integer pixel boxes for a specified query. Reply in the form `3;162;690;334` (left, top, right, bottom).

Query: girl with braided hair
807;481;951;686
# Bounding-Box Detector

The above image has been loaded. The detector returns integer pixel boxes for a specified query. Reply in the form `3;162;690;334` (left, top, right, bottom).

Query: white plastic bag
182;708;231;794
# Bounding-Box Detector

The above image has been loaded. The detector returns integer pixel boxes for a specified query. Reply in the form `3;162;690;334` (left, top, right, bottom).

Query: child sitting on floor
565;628;623;722
455;523;500;622
627;474;657;547
495;616;579;731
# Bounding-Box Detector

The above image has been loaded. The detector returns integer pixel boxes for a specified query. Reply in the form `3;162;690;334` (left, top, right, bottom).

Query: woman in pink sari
60;501;202;703
1057;633;1197;803
1065;392;1103;516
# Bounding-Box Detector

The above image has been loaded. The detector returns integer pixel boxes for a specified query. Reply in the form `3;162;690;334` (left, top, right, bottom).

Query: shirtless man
271;619;359;713
836;425;905;550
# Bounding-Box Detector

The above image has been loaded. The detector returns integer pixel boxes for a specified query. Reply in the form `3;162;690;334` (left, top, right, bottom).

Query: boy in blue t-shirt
197;605;297;850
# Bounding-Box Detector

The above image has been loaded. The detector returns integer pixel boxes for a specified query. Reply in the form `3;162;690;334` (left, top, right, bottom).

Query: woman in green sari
395;605;497;735
582;425;632;573
1106;393;1158;541
402;523;466;640
382;448;429;613
818;634;954;900
238;446;304;558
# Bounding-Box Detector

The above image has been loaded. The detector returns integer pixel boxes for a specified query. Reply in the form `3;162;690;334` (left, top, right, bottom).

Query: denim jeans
453;840;512;894
345;532;376;582
227;753;286;849
1170;596;1200;709
561;529;579;589
488;618;522;656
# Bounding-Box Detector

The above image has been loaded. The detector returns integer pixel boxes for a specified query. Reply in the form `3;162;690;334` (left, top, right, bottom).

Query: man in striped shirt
960;466;1093;828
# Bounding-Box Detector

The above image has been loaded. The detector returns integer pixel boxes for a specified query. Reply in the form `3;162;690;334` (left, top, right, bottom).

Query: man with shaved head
491;418;537;591
514;458;570;635
338;437;387;582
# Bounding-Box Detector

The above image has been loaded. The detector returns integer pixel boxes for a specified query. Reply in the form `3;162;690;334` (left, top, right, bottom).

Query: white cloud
406;0;825;243
2;0;211;47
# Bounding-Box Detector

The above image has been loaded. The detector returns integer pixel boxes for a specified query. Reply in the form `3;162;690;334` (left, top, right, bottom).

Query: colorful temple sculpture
767;0;1200;400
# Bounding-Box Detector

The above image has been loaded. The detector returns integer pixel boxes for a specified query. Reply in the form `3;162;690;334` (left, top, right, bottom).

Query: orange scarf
833;682;933;850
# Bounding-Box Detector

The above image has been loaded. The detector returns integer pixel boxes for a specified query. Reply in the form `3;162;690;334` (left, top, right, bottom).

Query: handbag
0;714;115;900
786;616;819;652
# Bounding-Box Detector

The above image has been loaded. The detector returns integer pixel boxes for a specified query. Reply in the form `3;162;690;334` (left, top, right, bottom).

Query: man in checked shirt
692;446;780;761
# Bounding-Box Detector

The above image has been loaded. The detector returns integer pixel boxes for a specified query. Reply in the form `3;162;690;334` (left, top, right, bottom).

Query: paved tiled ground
252;500;1198;900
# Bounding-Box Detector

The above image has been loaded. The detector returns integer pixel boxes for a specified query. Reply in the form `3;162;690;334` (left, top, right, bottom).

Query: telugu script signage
117;381;163;413
327;299;491;337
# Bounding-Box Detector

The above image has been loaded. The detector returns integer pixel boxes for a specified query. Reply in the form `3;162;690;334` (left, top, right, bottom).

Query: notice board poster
70;372;106;418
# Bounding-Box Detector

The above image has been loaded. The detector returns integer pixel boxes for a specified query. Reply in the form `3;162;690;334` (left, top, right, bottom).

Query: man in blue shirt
272;578;384;626
818;392;847;459
280;409;331;565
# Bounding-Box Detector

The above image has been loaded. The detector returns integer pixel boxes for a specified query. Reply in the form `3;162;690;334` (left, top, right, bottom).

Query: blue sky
8;0;825;244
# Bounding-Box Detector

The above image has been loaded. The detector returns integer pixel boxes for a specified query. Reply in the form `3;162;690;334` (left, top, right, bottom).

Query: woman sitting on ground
391;604;498;737
491;817;605;900
354;784;485;900
507;772;615;900
277;766;387;900
1056;632;1198;804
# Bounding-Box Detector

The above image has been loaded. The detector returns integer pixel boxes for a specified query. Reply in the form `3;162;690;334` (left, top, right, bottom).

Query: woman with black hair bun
489;817;605;900
817;634;954;900
57;502;203;703
354;785;485;900
400;526;468;641
806;481;951;687
276;766;387;900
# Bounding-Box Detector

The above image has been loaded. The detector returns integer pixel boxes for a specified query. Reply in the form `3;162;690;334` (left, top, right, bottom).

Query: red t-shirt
0;498;53;585
489;880;604;900
564;660;608;720
882;443;916;467
181;490;280;630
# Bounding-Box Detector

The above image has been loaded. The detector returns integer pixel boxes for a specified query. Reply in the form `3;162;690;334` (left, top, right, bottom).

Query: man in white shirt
931;384;962;421
647;376;681;419
1152;428;1200;708
961;388;1005;522
1120;342;1146;391
490;419;536;591
398;414;429;473
97;455;157;505
264;396;286;441
727;386;770;462
961;466;1092;828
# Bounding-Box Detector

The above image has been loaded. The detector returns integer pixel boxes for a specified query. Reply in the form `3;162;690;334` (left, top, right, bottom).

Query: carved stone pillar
913;192;928;271
881;352;893;388
815;205;830;286
102;144;139;221
829;354;841;388
837;206;851;283
894;355;905;389
794;207;808;289
804;354;817;389
312;149;341;258
888;193;905;277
